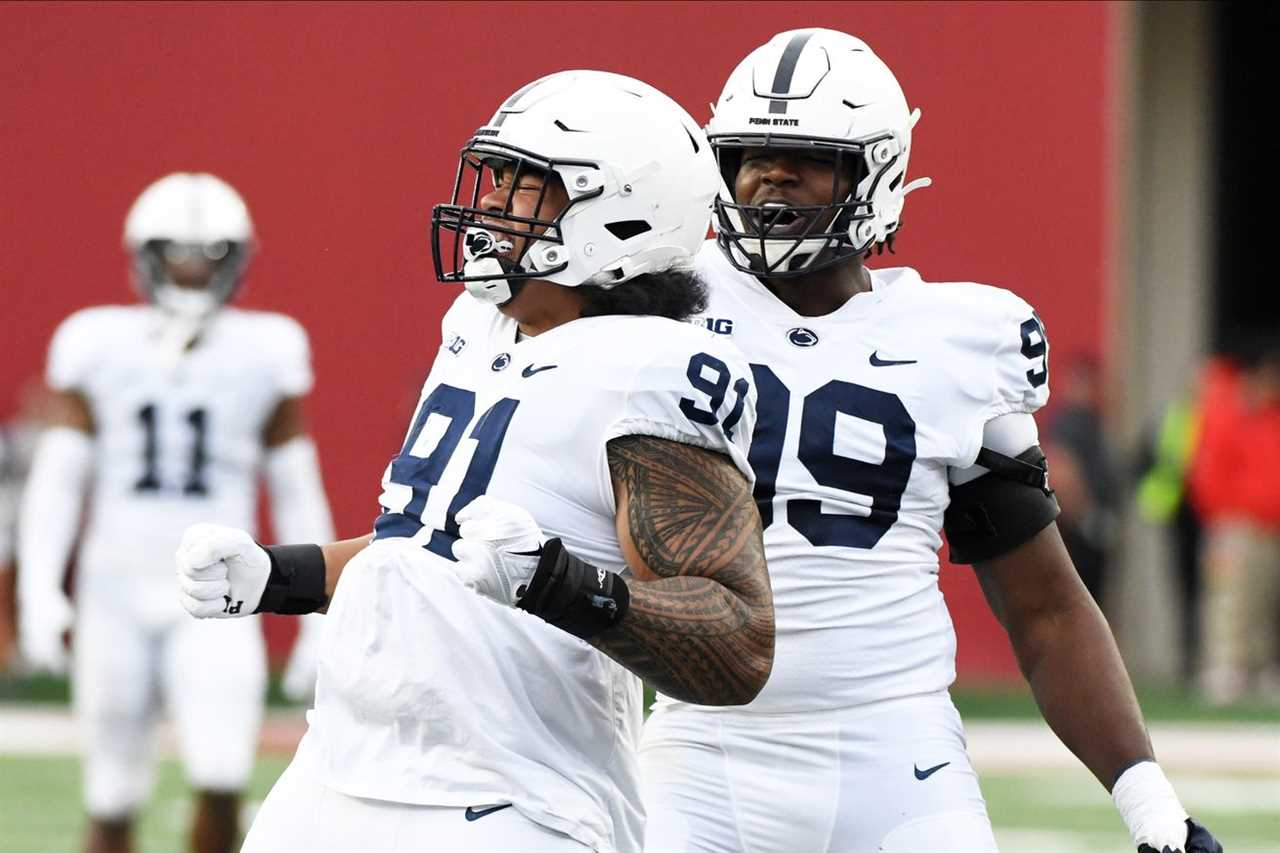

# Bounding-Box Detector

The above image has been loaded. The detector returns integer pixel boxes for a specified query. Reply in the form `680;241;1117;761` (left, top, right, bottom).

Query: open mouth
749;203;811;236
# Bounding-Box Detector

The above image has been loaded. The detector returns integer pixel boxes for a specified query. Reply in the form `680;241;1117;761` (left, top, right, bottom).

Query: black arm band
256;543;329;615
944;446;1060;564
517;538;630;640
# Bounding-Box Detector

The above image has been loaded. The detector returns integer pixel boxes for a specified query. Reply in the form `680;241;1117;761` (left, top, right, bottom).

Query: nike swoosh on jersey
914;761;950;780
521;364;558;377
464;803;513;821
869;351;918;367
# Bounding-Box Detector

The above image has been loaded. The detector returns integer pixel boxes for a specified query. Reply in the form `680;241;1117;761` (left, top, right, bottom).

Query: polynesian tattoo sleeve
597;435;773;705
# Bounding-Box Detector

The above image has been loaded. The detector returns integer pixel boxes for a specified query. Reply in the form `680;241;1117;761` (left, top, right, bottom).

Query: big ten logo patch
696;317;735;336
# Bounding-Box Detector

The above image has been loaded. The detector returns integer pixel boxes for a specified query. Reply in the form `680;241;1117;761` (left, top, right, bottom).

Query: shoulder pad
46;306;131;391
920;283;1050;418
990;291;1050;417
602;318;756;485
236;311;313;397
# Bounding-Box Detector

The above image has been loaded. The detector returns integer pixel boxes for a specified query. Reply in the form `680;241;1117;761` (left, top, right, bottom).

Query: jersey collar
703;243;922;325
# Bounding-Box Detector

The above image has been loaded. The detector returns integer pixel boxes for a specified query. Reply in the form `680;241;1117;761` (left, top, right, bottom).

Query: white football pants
639;692;998;853
243;732;593;852
73;601;266;818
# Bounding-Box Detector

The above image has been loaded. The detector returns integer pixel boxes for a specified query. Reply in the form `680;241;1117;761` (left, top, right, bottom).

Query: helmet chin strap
463;266;528;306
763;235;831;272
735;231;850;276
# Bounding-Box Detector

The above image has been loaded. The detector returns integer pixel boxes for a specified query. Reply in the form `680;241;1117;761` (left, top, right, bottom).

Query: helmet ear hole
604;220;653;241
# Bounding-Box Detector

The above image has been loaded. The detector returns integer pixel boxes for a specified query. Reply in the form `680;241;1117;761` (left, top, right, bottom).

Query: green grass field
2;681;1276;852
2;755;1275;852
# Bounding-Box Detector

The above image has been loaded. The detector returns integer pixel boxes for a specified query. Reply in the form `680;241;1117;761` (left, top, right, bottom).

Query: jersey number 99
749;366;917;550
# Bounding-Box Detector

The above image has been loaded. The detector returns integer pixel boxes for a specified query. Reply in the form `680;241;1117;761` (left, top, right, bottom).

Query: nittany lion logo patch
787;327;819;347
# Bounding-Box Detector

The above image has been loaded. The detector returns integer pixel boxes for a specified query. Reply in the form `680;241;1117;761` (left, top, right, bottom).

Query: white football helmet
431;70;719;305
123;172;255;319
707;29;931;277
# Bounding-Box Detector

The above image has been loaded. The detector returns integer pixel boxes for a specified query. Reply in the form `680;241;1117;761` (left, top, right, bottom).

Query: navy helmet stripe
768;31;815;115
503;78;544;108
492;78;546;126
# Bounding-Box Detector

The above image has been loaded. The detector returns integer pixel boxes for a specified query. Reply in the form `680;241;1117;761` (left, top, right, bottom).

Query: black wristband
517;538;630;640
256;543;329;615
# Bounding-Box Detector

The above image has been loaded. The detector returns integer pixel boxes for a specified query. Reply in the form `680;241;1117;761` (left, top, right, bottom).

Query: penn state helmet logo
787;327;819;347
491;353;512;371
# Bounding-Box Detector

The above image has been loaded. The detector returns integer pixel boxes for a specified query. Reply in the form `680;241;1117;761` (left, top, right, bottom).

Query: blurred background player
1188;334;1280;704
16;172;334;853
1045;354;1120;605
0;413;26;670
176;71;773;853
639;29;1223;853
0;436;12;672
0;379;80;673
1136;376;1207;685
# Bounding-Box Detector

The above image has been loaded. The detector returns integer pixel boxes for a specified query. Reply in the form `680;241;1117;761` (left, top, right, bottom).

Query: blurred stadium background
0;2;1275;851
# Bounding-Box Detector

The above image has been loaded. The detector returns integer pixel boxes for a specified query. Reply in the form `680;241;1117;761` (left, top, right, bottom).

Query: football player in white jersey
638;29;1224;853
17;173;335;853
0;420;24;671
174;71;773;853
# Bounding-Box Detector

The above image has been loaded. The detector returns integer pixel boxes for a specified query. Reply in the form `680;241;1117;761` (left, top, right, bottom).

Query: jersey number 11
135;403;210;496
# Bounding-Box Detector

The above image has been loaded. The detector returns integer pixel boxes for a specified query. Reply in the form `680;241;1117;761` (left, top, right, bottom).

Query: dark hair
863;230;898;259
578;267;708;322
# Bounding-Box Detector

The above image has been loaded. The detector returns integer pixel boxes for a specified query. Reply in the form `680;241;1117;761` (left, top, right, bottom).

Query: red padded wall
1;2;1116;677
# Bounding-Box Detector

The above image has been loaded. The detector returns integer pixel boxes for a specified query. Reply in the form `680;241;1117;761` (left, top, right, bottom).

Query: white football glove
18;591;73;676
450;496;546;607
280;613;324;703
176;523;271;618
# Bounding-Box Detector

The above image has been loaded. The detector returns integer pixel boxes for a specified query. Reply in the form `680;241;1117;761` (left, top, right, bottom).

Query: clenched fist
176;523;271;618
450;495;546;606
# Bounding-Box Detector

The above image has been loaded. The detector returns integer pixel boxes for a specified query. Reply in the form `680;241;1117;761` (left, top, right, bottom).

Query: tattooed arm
595;434;773;706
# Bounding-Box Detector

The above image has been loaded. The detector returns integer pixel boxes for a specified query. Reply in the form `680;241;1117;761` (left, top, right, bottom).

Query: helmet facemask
431;138;602;305
712;132;908;279
134;238;250;320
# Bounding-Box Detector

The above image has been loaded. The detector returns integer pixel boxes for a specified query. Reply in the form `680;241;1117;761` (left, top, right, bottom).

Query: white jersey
0;423;32;567
310;294;755;853
47;305;312;621
669;241;1049;713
